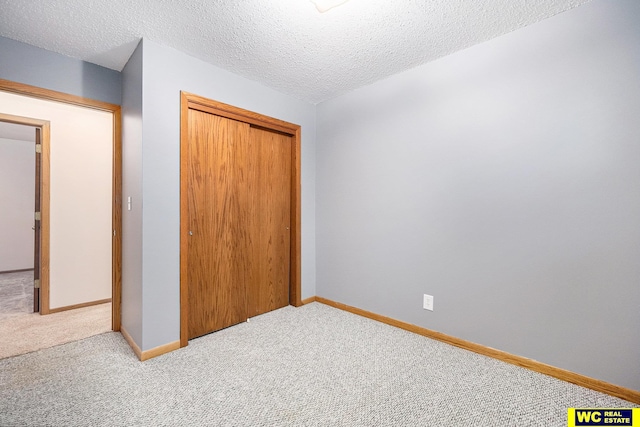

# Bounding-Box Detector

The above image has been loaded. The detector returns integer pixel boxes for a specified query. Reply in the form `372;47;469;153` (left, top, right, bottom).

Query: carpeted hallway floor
0;271;112;359
0;270;34;317
0;302;636;426
0;302;112;359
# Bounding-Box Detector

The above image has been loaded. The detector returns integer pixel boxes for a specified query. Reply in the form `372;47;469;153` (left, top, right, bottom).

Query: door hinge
113;230;116;237
35;144;42;153
35;212;41;221
34;279;40;289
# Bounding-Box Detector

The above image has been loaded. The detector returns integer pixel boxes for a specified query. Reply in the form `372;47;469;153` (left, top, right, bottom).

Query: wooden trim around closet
179;95;190;347
185;93;297;135
315;297;640;405
0;79;122;330
180;92;302;347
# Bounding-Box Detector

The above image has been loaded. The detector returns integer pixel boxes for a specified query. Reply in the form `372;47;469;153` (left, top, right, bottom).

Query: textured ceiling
0;0;590;104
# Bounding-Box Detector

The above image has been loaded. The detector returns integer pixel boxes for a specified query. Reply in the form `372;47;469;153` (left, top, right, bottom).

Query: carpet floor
0;302;112;359
1;271;112;359
0;270;34;317
0;302;636;426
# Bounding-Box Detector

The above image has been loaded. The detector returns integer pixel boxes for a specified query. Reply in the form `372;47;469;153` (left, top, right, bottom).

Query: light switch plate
423;294;434;311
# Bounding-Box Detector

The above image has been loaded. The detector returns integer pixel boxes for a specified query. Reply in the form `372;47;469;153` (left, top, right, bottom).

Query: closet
180;93;301;343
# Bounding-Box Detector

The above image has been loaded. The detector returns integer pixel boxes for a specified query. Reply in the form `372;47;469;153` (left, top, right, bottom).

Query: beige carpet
0;302;112;359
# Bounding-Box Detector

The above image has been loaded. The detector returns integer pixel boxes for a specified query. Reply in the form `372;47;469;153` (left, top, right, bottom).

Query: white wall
0;91;113;309
0;137;35;272
316;0;640;391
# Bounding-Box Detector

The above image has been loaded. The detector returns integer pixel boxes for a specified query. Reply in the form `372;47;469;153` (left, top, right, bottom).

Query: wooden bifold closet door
186;109;291;340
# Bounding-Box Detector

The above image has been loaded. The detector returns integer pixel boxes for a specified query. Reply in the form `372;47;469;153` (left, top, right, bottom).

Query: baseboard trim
0;268;34;274
120;326;142;360
314;297;640;404
120;326;180;362
48;298;112;314
301;296;317;305
140;340;181;361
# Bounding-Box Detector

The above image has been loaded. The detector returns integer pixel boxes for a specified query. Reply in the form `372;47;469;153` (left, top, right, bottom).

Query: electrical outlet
423;294;434;311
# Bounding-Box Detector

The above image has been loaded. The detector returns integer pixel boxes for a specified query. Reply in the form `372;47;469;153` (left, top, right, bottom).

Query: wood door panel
185;106;293;339
187;110;249;338
247;127;291;318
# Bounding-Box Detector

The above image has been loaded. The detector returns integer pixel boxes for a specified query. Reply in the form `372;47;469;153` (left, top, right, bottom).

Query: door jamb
179;91;302;348
0;79;123;331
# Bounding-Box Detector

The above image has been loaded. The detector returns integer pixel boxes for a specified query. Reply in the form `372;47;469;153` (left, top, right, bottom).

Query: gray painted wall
316;0;640;391
120;40;144;345
138;40;316;350
0;36;121;105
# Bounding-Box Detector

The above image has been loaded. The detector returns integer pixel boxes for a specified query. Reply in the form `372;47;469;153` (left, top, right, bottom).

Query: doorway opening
0;79;122;332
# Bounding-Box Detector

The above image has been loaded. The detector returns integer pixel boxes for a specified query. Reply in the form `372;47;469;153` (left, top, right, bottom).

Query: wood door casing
246;126;291;318
34;127;41;312
187;110;250;339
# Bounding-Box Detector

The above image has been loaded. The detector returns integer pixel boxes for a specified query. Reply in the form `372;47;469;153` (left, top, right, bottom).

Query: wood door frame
0;79;123;331
33;127;42;312
180;91;302;347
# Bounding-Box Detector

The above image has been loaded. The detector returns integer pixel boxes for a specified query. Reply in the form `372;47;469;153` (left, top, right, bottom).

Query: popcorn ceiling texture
0;0;590;103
